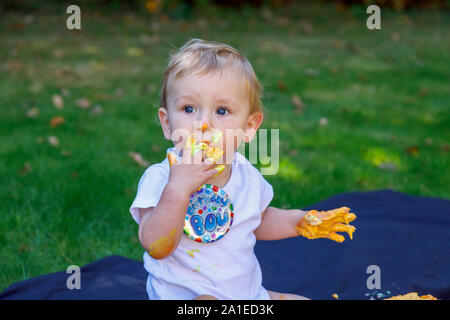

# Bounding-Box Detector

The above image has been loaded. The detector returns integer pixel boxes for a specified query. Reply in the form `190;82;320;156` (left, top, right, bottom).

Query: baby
129;39;356;300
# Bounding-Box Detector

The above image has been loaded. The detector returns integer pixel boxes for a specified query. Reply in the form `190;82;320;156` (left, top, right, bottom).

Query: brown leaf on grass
52;94;64;109
405;146;419;156
26;107;39;118
29;82;43;93
391;32;401;42
61;150;72;157
50;116;66;128
90;104;103;115
52;49;65;59
291;94;305;114
305;68;320;77
47;136;60;147
277;81;286;91
93;93;109;101
319;117;328;126
128;151;149;167
36;136;45;144
145;0;162;13
61;88;71;97
76;98;91;109
19;242;33;252
18;162;32;175
151;144;161;153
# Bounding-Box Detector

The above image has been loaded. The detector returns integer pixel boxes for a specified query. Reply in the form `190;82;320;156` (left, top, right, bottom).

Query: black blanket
1;190;449;300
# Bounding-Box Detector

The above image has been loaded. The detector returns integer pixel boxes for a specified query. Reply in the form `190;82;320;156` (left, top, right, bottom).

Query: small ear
244;111;263;143
158;107;172;140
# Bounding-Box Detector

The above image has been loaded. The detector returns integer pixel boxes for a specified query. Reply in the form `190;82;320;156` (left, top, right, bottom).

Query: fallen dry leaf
36;136;45;144
47;136;60;147
319;117;328;126
305;68;320;77
61;88;71;97
145;0;162;13
50;116;65;128
90;104;103;115
76;98;91;109
391;32;401;42
52;94;64;109
61;150;72;157
291;94;305;114
29;82;43;93
18;162;32;175
52;49;65;59
26;107;39;118
406;146;419;156
277;81;286;91
128;151;149;167
151;144;161;153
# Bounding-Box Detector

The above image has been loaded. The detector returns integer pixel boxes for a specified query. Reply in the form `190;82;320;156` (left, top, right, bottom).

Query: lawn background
0;2;449;291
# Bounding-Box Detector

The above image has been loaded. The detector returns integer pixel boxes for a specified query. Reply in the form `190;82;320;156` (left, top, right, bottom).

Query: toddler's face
159;70;262;163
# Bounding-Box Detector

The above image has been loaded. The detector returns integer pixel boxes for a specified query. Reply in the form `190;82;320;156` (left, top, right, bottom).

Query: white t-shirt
129;148;274;300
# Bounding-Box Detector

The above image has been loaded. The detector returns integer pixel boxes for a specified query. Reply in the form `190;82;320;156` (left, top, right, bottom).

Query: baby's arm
138;182;191;260
138;140;220;260
254;207;307;241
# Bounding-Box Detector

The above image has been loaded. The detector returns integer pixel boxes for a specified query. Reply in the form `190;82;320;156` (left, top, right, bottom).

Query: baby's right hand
167;143;219;197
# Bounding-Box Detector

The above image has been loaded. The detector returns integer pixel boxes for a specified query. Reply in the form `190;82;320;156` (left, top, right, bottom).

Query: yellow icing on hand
384;292;437;300
295;207;356;243
148;229;177;259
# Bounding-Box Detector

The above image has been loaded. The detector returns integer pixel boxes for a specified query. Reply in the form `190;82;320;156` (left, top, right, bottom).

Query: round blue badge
183;184;234;243
166;147;234;243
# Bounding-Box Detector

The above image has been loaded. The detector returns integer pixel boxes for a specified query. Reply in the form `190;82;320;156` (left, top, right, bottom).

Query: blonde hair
159;38;264;116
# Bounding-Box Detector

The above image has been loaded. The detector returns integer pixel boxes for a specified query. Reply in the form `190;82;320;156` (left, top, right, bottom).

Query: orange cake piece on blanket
384;292;437;300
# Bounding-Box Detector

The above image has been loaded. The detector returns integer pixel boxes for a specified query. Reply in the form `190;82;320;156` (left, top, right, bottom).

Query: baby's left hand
295;207;356;243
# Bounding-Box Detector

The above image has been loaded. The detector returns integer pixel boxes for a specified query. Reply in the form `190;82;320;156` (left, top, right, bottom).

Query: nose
193;117;211;134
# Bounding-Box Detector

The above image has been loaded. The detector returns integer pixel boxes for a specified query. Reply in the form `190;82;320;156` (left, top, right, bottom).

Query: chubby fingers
333;223;356;240
319;207;356;224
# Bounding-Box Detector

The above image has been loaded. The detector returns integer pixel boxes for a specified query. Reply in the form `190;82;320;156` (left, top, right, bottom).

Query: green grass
0;3;449;291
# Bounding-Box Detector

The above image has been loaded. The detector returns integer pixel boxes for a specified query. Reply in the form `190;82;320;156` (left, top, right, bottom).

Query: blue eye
184;105;194;113
217;107;228;115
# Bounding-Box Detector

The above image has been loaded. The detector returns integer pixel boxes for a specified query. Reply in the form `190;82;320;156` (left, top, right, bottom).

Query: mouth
185;131;224;162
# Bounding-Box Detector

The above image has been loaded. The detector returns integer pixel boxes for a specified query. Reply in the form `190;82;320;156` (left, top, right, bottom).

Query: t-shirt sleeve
259;174;274;214
129;164;168;225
